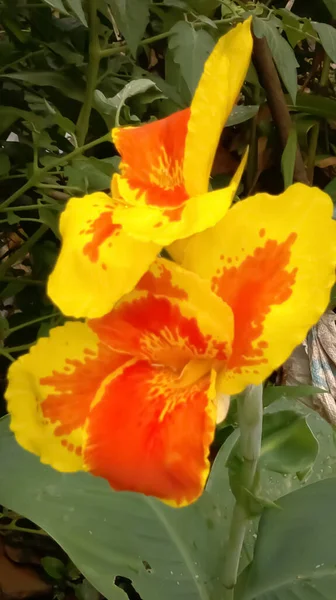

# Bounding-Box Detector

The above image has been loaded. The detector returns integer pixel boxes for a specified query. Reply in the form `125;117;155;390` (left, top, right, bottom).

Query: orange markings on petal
82;211;121;263
212;232;298;370
112;108;190;208
137;262;188;300
89;294;229;371
83;360;216;506
40;344;128;437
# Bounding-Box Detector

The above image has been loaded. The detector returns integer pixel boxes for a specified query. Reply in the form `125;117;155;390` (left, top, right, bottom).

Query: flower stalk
222;384;263;598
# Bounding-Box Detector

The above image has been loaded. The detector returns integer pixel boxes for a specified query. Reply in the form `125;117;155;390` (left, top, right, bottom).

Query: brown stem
252;34;309;185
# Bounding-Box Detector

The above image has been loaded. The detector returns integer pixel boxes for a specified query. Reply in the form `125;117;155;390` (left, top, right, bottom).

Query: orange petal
47;192;160;319
89;259;233;371
83;360;217;506
112;108;190;208
5;322;128;471
170;184;336;393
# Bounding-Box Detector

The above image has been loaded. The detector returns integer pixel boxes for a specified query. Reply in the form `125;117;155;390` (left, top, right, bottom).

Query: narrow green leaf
65;0;88;26
264;384;328;406
38;208;60;239
281;127;297;188
287;92;336;120
168;21;214;96
1;72;84;102
322;0;336;19
105;0;150;56
312;21;336;62
41;0;68;13
254;18;299;104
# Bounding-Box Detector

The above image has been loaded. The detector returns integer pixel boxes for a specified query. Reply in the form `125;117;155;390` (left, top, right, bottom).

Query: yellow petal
47;192;160;319
113;151;247;245
5;322;127;471
184;18;253;197
170;184;336;393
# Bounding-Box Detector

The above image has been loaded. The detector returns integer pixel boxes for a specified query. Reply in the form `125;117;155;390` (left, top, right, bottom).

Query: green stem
306;53;331;184
4;343;33;353
0;225;48;278
8;312;59;334
0;276;44;285
0;347;14;362
222;385;263;597
0;204;56;212
76;0;100;146
1;132;110;210
0;48;45;74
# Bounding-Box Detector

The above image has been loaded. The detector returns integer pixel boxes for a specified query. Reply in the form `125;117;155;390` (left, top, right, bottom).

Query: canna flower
6;184;336;506
47;19;253;319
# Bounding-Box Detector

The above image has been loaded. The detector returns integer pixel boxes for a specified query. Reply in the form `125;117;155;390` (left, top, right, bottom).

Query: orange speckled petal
5;322;128;471
89;259;233;371
83;361;217;506
112;150;247;246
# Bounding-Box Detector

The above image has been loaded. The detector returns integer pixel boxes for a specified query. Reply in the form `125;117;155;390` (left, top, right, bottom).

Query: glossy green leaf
281;127;297;188
168;21;214;96
226;105;259;127
0;415;226;600
66;0;87;26
238;478;336;600
254;18;299;104
312;21;336;62
106;0;150;56
260;410;318;476
41;556;66;580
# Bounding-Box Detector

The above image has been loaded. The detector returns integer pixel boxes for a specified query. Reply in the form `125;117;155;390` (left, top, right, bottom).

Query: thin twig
253;34;309;185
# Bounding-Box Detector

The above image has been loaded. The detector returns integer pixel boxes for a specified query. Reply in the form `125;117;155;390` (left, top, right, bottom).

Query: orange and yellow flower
47;19;253;319
6;184;336;506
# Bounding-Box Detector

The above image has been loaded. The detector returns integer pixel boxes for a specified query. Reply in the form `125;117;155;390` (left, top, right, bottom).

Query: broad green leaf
39;207;60;239
65;0;88;26
0;153;10;176
226;105;259;127
95;80;158;124
168;21;214;96
279;9;306;47
163;0;188;7
41;0;68;13
106;0;150;56
0;415;226;600
322;0;336;17
287;92;336;120
238;478;336;600
1;72;84;102
281;128;297;188
253;18;299;104
312;21;336;62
